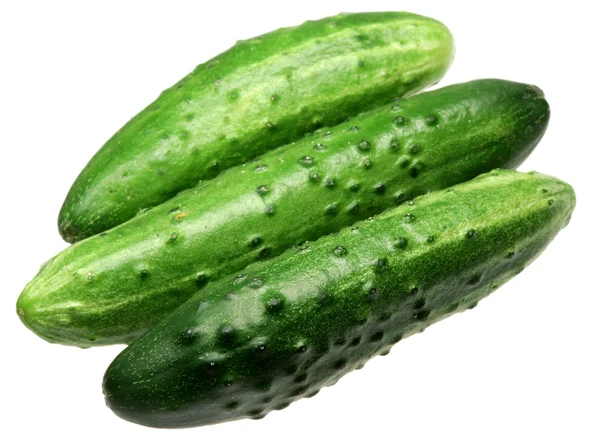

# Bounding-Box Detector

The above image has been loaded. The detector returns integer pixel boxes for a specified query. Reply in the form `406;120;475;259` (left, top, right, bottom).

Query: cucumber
17;79;550;347
102;170;575;428
58;11;455;243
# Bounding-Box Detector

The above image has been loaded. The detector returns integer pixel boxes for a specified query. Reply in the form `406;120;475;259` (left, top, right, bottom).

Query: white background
1;1;598;440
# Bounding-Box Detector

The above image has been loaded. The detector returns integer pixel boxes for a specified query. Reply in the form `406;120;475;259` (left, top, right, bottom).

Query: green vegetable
102;169;575;428
17;79;549;347
58;11;455;242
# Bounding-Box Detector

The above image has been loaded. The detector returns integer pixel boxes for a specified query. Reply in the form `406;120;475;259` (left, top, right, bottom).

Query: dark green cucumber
58;11;455;243
17;79;549;347
102;170;575;428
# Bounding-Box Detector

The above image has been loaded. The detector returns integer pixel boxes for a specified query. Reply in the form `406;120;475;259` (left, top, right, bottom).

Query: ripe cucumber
58;11;455;242
102;170;575;428
17;79;550;347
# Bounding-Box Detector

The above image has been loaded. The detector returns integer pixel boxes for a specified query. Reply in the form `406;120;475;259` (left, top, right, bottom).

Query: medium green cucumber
58;11;454;243
17;79;549;347
102;170;575;428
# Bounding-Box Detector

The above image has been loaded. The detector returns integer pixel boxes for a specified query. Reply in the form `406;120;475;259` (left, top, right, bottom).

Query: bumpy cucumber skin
58;12;455;242
102;170;575;428
17;80;549;347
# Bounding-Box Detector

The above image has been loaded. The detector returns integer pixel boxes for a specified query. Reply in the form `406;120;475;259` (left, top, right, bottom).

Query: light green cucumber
58;11;454;242
18;79;549;347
